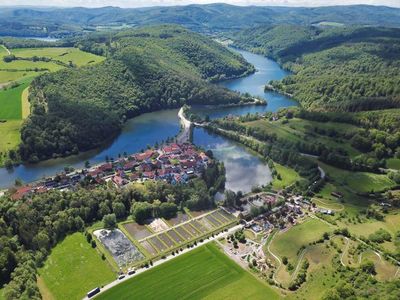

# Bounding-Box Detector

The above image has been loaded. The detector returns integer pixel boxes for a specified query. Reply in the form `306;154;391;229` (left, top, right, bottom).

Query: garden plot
212;210;232;223
218;208;237;221
168;213;190;226
189;209;212;218
175;225;193;239
205;214;222;227
149;236;168;252
191;220;208;233
158;232;176;248
123;222;152;240
198;217;216;230
140;240;159;256
148;218;170;232
94;229;144;267
167;229;184;244
182;223;201;236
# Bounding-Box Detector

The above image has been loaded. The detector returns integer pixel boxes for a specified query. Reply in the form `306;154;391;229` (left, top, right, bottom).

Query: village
219;192;318;277
8;142;210;200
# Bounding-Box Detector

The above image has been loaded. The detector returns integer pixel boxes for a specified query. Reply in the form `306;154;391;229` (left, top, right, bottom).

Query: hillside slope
232;25;400;111
1;4;400;37
19;25;254;162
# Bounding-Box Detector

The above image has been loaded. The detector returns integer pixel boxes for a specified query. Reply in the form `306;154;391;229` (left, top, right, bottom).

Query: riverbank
198;98;266;109
0;48;294;189
264;84;293;98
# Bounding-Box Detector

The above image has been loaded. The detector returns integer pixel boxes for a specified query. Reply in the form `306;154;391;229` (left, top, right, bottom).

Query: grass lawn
319;161;395;193
244;118;360;157
0;70;38;83
96;243;280;300
344;213;400;239
387;158;400;170
361;250;399;281
0;81;30;119
270;218;331;261
286;242;338;300
0;120;22;155
272;163;300;189
12;48;105;67
38;232;115;300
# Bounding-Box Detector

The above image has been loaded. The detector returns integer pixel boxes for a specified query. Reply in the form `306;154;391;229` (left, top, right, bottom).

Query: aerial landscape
0;0;400;299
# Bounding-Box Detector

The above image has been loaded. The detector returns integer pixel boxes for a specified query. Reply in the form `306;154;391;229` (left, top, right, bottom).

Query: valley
0;3;400;300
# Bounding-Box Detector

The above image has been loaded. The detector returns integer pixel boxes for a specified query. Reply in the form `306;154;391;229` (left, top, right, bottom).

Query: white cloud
0;0;399;8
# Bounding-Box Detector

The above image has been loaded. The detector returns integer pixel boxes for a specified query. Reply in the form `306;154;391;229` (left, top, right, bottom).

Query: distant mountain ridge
1;4;400;37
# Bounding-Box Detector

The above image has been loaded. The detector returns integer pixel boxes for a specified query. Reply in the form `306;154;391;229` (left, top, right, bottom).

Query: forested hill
1;4;400;37
19;25;254;162
232;25;400;112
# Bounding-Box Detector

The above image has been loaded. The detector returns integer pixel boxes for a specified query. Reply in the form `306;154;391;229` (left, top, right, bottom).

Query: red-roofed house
112;176;125;187
11;186;32;200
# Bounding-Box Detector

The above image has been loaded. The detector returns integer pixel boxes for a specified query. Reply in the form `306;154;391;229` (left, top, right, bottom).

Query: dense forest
19;25;254;162
232;25;400;112
1;5;400;37
0;158;225;299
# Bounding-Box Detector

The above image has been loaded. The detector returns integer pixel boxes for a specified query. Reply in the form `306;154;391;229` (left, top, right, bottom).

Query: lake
0;49;297;191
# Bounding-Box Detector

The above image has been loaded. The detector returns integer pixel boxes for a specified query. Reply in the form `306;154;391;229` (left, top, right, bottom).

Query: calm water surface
0;49;297;190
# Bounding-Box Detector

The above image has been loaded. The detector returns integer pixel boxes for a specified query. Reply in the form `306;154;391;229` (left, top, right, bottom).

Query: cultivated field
38;233;115;300
120;208;237;261
96;243;279;300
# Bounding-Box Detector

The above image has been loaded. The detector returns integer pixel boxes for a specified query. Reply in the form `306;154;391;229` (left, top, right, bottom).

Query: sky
0;0;399;8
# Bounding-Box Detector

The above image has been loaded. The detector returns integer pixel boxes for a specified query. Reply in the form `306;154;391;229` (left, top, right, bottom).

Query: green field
0;46;105;166
0;47;105;84
38;233;115;300
319;161;395;193
0;120;22;154
272;163;300;189
244;118;361;157
286;242;338;300
0;80;30;119
12;47;104;67
96;243;280;300
270;218;331;261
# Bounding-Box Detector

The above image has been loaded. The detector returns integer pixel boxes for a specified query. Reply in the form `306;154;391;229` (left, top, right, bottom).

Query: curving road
176;107;192;144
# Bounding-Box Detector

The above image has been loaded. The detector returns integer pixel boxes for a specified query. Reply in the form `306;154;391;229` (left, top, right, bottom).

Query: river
0;49;297;191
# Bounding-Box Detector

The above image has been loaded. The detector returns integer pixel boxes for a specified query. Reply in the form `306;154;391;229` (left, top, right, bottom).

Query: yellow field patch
37;276;55;300
21;87;30;118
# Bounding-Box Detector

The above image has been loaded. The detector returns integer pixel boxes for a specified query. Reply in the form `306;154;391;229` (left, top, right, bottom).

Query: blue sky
1;1;399;8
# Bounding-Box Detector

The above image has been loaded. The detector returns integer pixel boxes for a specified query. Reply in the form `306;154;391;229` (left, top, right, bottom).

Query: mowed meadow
37;233;115;300
0;44;104;166
96;243;280;300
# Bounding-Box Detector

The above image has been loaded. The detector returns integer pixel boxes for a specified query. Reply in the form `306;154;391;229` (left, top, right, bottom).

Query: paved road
85;224;243;299
176;107;192;143
265;231;282;285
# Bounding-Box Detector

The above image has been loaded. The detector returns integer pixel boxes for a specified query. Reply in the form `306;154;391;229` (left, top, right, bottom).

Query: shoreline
198;98;267;109
264;84;293;98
